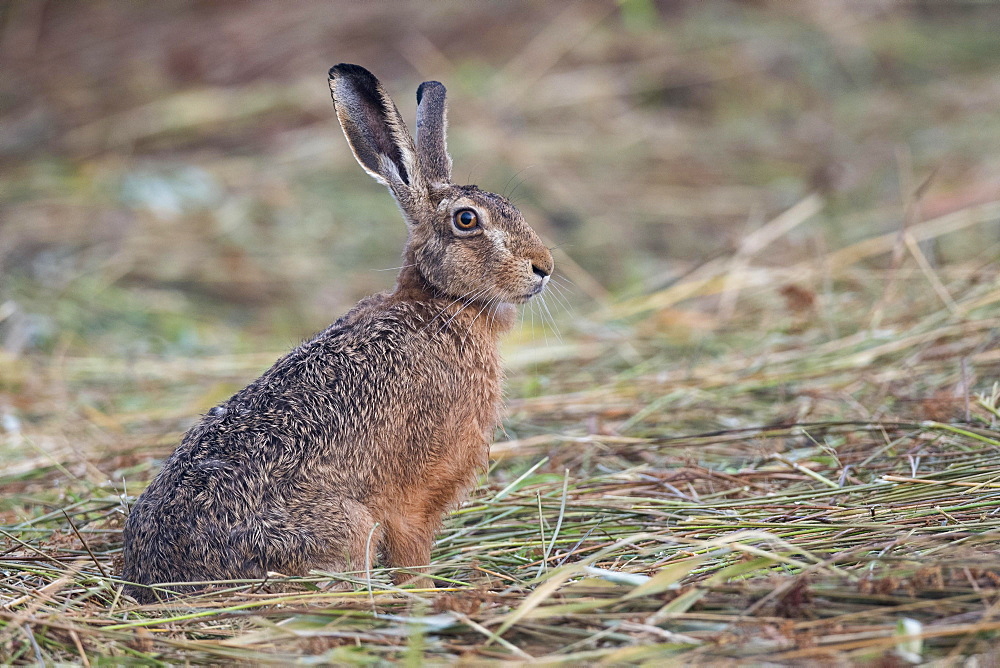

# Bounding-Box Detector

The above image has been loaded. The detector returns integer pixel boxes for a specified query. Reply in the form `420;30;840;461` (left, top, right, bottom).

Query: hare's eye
453;209;479;231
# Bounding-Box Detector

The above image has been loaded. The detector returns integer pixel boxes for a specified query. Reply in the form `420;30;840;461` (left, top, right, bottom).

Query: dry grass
3;195;1000;663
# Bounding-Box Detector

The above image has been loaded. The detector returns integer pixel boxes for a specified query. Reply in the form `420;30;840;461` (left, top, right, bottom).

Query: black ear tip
329;63;375;82
416;80;445;104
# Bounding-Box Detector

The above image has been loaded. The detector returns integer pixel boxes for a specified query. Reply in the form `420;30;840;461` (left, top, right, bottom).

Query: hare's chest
404;336;504;438
451;344;505;423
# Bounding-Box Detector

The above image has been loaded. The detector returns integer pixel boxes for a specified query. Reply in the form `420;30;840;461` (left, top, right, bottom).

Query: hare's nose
530;251;554;278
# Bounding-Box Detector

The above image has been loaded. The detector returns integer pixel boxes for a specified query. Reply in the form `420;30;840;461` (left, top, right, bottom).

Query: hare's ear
329;64;420;192
415;81;452;185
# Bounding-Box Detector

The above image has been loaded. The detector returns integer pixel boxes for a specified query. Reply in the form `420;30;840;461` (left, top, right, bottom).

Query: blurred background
2;0;1000;358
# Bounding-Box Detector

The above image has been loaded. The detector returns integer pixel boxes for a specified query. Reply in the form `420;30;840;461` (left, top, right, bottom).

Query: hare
120;64;553;602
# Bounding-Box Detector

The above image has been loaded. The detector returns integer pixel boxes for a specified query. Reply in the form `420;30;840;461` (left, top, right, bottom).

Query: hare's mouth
512;283;547;304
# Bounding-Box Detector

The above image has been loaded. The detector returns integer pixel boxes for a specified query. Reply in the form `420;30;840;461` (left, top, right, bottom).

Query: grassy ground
2;197;1000;663
3;1;1000;664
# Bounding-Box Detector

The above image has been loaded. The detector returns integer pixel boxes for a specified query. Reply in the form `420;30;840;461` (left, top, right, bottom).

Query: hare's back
128;294;484;517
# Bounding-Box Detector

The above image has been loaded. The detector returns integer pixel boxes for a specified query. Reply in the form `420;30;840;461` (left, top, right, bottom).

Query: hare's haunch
121;64;552;602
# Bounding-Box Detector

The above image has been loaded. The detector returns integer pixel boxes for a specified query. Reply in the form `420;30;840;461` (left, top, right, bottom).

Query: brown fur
120;64;553;602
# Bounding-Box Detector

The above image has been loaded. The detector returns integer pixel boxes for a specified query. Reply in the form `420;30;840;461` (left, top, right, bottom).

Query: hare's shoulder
301;293;432;363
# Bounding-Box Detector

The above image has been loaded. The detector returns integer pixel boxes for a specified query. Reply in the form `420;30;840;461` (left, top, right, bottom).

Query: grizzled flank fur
121;64;553;603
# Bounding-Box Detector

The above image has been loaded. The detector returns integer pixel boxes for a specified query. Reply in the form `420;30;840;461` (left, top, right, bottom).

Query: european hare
121;64;553;602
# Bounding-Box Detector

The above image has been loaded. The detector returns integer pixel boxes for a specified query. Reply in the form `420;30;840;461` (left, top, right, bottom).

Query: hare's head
329;64;553;305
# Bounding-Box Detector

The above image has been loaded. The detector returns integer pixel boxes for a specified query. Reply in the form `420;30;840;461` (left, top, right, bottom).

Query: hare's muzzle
524;258;552;299
531;264;550;292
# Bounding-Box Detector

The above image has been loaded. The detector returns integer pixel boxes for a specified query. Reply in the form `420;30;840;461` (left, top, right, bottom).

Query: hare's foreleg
381;513;436;588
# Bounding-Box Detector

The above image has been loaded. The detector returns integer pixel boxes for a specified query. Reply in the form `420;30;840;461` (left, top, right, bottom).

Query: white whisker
466;294;499;342
546;281;575;315
420;287;485;335
539;292;563;343
437;287;491;336
527;298;536;338
532;298;550;347
551;274;577;290
373;263;417;272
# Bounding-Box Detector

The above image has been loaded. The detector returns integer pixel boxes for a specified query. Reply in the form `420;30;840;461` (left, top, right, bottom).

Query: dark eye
453;209;479;231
